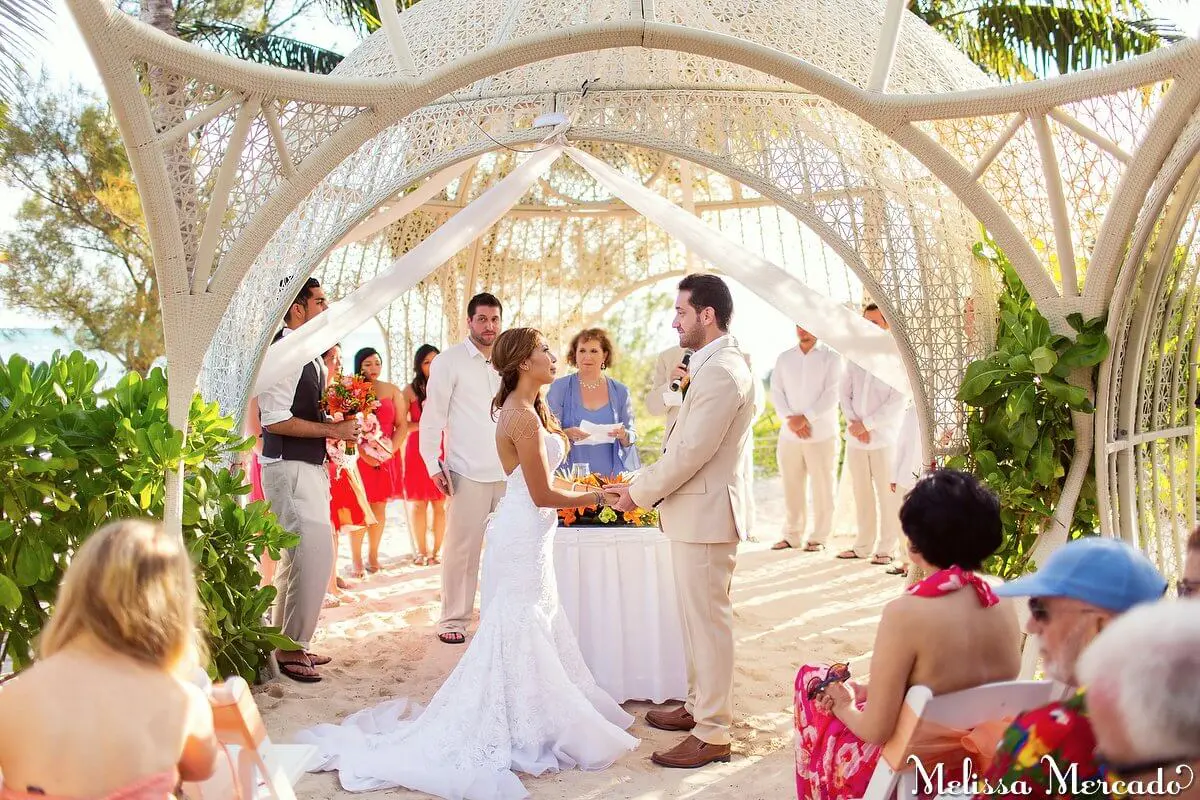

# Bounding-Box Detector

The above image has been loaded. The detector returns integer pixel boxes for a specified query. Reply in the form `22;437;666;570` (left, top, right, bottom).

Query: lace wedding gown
296;429;638;798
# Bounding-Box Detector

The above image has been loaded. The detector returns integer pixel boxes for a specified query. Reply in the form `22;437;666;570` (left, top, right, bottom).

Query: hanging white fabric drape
252;145;563;396
562;146;910;395
333;157;481;249
254;142;909;397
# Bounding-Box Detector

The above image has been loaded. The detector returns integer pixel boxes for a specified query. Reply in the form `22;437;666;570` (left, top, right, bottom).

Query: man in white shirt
258;277;359;682
420;293;506;645
837;304;908;564
769;326;843;552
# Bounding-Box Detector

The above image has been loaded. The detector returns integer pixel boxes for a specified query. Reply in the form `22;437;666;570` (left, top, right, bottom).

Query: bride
297;327;639;798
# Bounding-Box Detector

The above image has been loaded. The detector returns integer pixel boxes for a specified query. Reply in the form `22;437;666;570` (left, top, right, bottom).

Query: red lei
905;565;999;607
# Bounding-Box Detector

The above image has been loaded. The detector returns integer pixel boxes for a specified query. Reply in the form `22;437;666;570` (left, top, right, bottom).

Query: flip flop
277;657;322;683
305;651;333;666
886;565;909;576
804;543;826;552
438;631;466;645
771;541;793;550
836;550;861;559
870;554;894;565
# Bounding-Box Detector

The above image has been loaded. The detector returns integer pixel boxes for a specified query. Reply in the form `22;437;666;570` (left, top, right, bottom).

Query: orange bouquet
322;374;379;455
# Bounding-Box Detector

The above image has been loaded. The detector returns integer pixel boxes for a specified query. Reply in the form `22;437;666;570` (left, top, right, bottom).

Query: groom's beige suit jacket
630;337;754;543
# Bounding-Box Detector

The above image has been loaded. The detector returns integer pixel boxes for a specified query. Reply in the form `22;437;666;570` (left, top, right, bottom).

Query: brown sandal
771;541;794;550
836;550;861;559
804;543;825;552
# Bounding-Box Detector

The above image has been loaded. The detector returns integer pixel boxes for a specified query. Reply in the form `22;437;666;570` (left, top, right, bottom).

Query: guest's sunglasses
1097;753;1199;778
1179;578;1198;598
806;662;851;700
1028;597;1051;623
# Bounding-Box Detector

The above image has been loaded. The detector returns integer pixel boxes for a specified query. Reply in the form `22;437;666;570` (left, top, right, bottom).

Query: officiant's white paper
576;419;618;445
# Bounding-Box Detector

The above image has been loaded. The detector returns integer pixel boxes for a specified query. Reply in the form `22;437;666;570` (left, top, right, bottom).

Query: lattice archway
65;0;1200;547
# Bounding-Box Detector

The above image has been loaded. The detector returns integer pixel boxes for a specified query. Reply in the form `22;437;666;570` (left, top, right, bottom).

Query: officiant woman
547;328;641;478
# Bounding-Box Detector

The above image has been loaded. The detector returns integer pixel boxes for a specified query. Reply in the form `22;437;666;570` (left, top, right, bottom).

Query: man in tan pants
608;274;754;769
420;293;507;644
769;326;843;551
836;304;907;564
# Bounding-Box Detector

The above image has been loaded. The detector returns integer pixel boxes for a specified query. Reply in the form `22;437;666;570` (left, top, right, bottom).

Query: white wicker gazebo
68;0;1199;575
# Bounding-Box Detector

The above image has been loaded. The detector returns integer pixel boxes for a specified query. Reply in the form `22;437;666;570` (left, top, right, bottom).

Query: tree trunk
139;0;178;35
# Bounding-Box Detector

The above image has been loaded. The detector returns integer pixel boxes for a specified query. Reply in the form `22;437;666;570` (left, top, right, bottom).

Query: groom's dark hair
678;274;733;331
468;292;503;318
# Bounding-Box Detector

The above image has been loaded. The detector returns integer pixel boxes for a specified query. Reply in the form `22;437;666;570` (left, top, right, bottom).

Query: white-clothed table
553;526;688;704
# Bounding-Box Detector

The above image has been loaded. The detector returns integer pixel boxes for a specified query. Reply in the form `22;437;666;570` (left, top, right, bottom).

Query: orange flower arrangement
322;374;379;454
557;472;659;528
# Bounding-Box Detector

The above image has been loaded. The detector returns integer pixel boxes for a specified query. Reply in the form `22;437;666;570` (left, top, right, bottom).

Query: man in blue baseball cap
974;537;1168;800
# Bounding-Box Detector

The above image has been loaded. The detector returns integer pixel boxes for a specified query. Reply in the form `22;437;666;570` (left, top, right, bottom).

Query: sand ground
259;476;903;799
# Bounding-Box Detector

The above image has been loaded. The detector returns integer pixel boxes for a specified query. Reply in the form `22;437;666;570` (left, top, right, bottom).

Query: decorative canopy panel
67;0;1200;553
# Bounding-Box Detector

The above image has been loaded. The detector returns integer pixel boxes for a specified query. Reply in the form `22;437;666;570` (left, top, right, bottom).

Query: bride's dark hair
490;327;563;437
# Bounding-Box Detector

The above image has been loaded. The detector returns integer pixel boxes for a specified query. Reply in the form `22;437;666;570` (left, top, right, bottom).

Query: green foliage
946;242;1108;578
911;0;1182;81
0;80;163;374
0;351;297;680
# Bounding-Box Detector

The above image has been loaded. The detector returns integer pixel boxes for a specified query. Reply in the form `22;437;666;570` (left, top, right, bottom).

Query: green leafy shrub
947;242;1109;579
0;351;297;679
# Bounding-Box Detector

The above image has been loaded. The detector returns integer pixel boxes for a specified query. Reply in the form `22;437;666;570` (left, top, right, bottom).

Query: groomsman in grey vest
259;277;359;682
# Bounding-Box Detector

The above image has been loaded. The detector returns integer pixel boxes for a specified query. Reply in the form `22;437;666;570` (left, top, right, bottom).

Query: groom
607;273;754;768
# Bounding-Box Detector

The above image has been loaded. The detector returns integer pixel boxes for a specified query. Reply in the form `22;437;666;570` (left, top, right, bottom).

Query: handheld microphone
670;349;695;392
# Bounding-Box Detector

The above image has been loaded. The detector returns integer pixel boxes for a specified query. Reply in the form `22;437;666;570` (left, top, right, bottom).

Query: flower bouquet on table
556;471;659;528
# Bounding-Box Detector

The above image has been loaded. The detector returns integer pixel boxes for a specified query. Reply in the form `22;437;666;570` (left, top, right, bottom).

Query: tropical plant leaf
318;0;422;33
0;0;51;103
177;21;345;74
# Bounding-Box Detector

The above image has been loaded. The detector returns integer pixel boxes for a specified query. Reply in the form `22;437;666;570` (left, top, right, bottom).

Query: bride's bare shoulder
496;404;540;442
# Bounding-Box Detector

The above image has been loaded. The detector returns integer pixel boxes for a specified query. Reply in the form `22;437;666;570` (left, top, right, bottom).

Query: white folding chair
858;680;1069;800
182;677;318;800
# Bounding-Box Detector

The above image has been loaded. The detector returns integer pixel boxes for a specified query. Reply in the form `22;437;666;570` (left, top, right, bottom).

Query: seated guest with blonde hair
1076;598;1200;800
975;537;1168;800
547;327;639;478
795;470;1022;800
0;519;218;798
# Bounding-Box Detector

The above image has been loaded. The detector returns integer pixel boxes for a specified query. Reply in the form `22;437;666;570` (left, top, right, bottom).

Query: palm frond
0;0;52;103
177;21;345;74
319;0;422;34
967;2;1182;79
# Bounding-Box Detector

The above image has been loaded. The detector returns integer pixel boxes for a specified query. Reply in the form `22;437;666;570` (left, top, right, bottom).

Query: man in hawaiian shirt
976;537;1167;800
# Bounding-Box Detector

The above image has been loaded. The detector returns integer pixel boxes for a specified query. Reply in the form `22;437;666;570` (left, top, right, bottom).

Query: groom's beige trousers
438;472;506;635
671;540;738;746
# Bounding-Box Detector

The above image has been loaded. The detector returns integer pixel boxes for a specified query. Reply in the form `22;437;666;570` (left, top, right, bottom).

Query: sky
3;0;1199;370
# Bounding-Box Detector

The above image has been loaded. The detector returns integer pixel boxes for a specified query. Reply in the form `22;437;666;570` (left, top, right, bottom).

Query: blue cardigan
545;373;641;473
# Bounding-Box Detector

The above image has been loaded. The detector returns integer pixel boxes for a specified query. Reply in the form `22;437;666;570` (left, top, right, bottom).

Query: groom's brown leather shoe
650;735;731;768
645;706;695;731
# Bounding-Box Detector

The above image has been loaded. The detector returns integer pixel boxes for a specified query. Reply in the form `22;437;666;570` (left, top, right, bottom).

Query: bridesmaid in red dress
352;347;406;576
401;344;446;566
323;344;362;604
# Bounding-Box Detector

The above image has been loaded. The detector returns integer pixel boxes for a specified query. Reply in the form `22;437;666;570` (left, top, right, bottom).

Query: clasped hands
600;481;636;512
847;419;871;444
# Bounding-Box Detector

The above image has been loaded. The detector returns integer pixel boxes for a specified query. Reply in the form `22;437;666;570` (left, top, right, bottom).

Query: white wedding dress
296;429;638;798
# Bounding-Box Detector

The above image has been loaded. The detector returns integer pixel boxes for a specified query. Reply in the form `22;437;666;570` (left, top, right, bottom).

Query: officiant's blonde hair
491;327;564;438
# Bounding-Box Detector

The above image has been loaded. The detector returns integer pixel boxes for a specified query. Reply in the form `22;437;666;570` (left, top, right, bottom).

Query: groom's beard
678;323;703;352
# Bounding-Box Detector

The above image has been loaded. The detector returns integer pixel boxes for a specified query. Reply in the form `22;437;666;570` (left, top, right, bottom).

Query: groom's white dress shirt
420;338;505;483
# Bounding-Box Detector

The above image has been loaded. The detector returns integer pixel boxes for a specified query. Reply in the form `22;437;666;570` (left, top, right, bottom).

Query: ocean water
0;328;127;389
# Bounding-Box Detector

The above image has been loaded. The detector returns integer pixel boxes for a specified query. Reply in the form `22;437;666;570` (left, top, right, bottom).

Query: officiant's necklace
578;375;604;390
